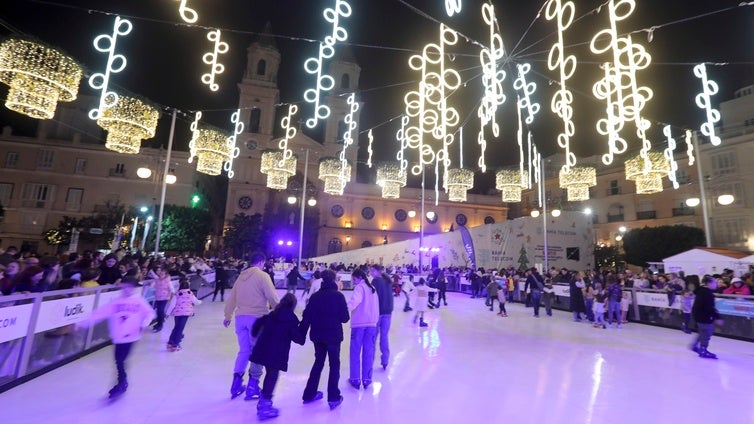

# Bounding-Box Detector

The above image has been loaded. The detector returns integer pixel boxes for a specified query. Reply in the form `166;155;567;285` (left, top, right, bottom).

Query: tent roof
664;247;751;262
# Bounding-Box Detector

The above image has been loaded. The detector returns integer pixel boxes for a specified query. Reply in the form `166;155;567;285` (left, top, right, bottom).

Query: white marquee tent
663;247;753;277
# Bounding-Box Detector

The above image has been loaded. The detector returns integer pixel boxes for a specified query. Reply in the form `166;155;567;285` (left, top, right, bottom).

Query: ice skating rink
1;290;752;424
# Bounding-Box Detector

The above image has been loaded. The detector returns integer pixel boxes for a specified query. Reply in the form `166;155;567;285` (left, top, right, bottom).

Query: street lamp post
154;109;177;257
297;148;309;268
692;131;712;247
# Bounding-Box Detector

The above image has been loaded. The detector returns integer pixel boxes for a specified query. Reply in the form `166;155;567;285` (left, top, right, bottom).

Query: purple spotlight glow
286;241;293;246
277;240;284;246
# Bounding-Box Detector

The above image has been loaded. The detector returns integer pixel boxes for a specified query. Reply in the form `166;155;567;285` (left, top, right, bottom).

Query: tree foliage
622;225;706;267
223;213;268;258
594;243;621;270
156;205;212;253
43;203;127;248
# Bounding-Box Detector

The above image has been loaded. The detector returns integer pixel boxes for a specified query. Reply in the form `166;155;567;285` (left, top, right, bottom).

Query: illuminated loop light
0;38;83;120
192;125;234;176
303;0;351;128
685;129;695;166
201;30;229;92
224;109;243;179
261;150;297;190
625;151;670;194
88;16;132;120
545;0;577;173
376;162;407;199
395;115;409;176
593;62;627;165
278;104;298;167
445;0;462;16
559;166;597;201
175;0;198;23
96;94;159;154
339;93;359;181
477;3;506;173
446;168;474;202
496;169;528;203
663;125;679;189
319;157;351;196
366;129;374;168
531;145;543;207
188;111;203;163
513;63;539;125
693;63;721;146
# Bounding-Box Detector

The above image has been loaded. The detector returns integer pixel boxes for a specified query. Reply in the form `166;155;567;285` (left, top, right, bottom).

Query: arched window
336;120;347;144
361;240;372;248
328;238;343;254
249;108;261;133
341;73;350;89
256;59;266;76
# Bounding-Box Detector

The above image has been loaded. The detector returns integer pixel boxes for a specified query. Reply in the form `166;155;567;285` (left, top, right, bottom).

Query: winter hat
731;277;743;285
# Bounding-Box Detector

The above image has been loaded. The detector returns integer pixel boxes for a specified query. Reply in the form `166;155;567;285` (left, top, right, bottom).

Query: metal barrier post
16;294;43;378
631;287;641;321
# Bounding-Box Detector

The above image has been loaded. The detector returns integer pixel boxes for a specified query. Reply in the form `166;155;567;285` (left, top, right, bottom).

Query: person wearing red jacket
723;277;751;295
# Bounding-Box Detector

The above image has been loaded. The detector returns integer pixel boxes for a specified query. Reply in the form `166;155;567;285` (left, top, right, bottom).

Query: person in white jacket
347;269;379;390
81;276;155;398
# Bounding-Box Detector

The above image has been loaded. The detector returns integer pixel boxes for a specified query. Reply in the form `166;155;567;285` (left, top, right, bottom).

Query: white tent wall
663;249;754;277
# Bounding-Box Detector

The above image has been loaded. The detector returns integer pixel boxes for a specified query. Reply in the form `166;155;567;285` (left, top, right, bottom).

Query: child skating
413;278;436;327
166;278;202;351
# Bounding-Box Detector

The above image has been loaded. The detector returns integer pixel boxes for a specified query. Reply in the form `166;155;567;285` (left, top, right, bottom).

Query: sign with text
0;303;34;344
34;295;96;333
715;297;754;319
635;292;680;309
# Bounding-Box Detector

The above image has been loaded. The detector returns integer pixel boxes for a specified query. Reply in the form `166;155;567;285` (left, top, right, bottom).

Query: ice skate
328;395;344;410
698;347;718;359
108;381;128;399
257;398;280;420
419;318;428;327
244;377;261;400
230;373;245;399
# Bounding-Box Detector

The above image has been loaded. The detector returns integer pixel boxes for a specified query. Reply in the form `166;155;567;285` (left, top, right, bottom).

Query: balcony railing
672;207;695;217
109;169;126;177
607;213;624;223
606;187;622;196
636;210;657;220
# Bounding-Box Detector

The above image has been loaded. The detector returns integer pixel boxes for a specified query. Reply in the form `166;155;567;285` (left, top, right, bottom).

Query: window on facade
711;151;736;176
22;183;54;208
0;183;12;206
249;108;261;133
37;149;54;169
341;74;350;89
114;163;125;175
336;120;347;144
608;179;620;195
4;152;18;168
713;218;748;245
327;238;343;254
74;158;87;174
256;59;266;76
65;188;84;211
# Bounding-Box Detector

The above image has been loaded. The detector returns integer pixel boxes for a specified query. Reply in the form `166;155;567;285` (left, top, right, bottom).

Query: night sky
1;0;753;192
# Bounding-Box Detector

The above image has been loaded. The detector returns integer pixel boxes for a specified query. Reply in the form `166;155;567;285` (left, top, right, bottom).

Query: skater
680;285;695;334
371;264;394;370
592;284;607;329
302;270;322;305
285;265;306;295
250;293;306;420
524;267;544;317
223;252;280;401
151;264;174;332
605;275;622;328
413;278;437;327
485;278;500;312
346;269;379;389
300;269;349;410
496;282;508;317
79;276;154;398
402;275;415;312
436;272;448;307
569;271;587;322
212;261;228;302
690;276;723;359
542;279;555;316
166;278;202;352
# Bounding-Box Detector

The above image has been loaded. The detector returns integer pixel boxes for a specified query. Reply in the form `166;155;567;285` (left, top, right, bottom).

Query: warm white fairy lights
559;166;597;201
96;95;159;154
625;151;670;194
445;0;462;16
693;63;721;146
223;109;243;179
477;3;506;173
88;16;132;120
339;93;359;180
190;124;234;176
319;157;351;196
685;129;695;166
303;0;352;128
496;169;528;203
376;162;407;199
663;126;679;189
0;38;83;120
546;0;577;173
513;63;539;125
261;150;297;190
367;129;374;168
447;168;474;202
174;0;198;23
201;30;229;92
278;104;298;167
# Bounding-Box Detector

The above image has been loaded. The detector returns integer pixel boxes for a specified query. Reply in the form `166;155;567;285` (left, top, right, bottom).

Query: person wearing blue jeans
605;277;623;328
347;269;379;389
224;253;280;400
371;265;394;370
524;268;545;317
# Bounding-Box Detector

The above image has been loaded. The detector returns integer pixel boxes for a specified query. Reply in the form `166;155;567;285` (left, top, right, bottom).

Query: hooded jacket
250;308;305;371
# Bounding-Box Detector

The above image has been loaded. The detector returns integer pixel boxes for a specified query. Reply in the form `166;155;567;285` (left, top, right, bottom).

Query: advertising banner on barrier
0;303;34;344
34;295;96;334
97;290;121;308
635;292;680;309
553;285;570;297
715;297;754;319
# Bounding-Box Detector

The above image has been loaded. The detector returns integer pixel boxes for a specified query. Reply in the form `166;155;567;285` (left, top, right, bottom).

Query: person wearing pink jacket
347;269;379;390
166;278;202;351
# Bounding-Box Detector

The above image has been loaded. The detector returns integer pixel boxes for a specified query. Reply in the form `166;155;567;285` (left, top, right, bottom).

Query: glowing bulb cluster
446;168;474;202
303;0;351;128
559;166;597;201
477;3;507;173
376;162;407;199
188;113;234;176
175;0;198;23
201;30;229;92
0;38;83;119
96;95;159;154
223;109;243;179
546;0;577;173
693;63;721;146
496;169;528;203
319;157;351;196
261;150;297;190
445;0;462;16
89;16;133;120
278;104;298;167
625;151;670;194
663;126;679;189
339;93;359;181
513;63;539;125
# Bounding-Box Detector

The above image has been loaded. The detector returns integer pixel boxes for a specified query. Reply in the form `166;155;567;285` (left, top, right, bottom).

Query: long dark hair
352;269;375;293
275;292;297;312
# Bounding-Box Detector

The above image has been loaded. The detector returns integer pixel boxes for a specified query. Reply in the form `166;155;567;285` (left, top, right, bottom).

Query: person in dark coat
299;270;349;410
524;267;545;317
213;261;228;302
250;293;306;419
98;254;121;285
286;265;306;295
691;276;723;359
568;270;587;321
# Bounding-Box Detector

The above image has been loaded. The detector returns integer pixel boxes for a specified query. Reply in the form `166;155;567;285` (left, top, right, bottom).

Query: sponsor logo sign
635;292;680;309
34;295;96;333
715;297;754;319
0;303;34;344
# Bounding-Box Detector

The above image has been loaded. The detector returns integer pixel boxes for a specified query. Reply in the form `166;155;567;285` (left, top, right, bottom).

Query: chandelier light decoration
319;157;351;196
201;30;229;92
496;169;528;203
693;63;722;146
376;162;407;199
559;166;597;201
477;3;506;173
446;168;474;202
174;0;198;23
88;16;133;120
663;125;680;189
445;0;462;16
685;129;695;166
591;0;653;167
366;129;374;168
278;104;298;167
339;93;359;181
261;150;297;190
625;151;670;194
188;113;234;176
223;109;242;179
303;0;351;128
96;94;159;154
0;38;83;119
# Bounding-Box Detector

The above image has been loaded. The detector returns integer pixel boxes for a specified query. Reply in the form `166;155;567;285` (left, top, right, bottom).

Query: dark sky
1;0;753;192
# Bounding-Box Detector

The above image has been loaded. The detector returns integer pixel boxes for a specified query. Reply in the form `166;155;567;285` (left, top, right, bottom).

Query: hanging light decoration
496;169;528;203
96;95;159;154
446;168;474;202
190;125;233;176
319;157;351;196
0;38;83;119
625;151;670;194
261;150;297;190
376;162;407;199
559;166;596;201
